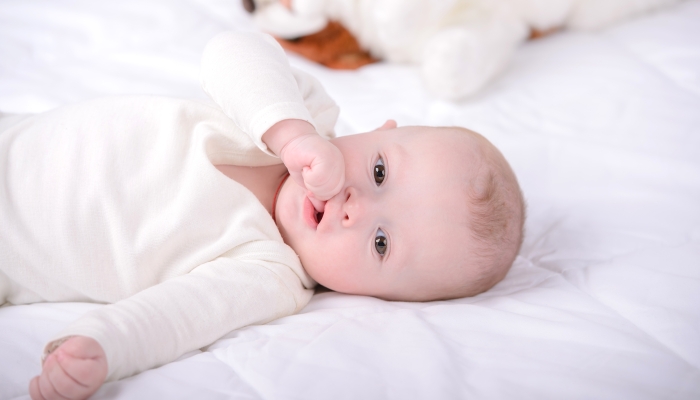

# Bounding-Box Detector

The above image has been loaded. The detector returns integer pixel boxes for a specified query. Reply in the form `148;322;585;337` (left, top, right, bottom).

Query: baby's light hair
450;128;525;298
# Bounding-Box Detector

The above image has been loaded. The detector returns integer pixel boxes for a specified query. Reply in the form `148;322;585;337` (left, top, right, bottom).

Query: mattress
1;0;699;399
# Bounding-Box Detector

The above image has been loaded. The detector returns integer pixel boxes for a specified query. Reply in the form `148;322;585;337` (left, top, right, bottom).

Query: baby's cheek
328;255;371;293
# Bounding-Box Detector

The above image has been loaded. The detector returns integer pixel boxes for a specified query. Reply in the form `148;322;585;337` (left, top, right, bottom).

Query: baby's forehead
398;127;487;166
387;129;486;246
389;164;471;260
394;130;484;186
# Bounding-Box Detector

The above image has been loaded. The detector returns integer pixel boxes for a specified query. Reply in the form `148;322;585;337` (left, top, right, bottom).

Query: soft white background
1;0;699;399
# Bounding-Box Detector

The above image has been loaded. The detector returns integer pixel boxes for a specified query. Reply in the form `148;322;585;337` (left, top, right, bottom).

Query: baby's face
275;124;483;300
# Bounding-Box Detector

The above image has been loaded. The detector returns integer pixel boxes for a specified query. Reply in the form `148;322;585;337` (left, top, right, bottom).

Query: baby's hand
263;119;344;210
29;336;107;400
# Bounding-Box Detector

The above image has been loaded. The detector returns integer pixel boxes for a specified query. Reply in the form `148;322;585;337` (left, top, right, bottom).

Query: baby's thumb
307;194;326;212
286;169;326;211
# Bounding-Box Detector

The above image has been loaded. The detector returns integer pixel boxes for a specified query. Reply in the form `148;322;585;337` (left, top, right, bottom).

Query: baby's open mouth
314;211;324;224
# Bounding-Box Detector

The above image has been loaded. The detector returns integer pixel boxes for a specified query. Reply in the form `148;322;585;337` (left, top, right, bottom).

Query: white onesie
0;31;339;381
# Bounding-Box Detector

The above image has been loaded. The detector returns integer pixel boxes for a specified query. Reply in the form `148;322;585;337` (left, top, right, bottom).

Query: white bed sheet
1;1;699;399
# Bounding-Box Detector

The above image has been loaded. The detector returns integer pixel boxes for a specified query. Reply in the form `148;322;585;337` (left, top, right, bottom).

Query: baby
0;31;524;400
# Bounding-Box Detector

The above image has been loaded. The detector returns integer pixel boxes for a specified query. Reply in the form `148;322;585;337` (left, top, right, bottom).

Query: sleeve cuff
247;101;317;156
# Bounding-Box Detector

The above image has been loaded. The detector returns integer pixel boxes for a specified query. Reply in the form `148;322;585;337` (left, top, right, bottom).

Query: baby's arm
34;249;311;389
201;31;343;205
30;337;106;400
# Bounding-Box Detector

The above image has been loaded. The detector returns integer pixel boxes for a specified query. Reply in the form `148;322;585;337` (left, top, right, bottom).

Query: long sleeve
200;31;340;154
46;241;312;382
29;30;333;382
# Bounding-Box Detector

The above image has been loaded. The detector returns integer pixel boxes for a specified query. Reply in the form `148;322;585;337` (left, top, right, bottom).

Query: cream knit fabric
0;31;339;381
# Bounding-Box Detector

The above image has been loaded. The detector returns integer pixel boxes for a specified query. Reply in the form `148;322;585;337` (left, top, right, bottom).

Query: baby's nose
340;187;366;227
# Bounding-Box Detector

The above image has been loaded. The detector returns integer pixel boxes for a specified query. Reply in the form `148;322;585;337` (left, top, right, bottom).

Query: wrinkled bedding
1;1;699;399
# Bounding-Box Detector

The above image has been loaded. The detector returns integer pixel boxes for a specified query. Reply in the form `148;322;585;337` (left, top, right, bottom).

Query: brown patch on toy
275;21;378;70
529;26;561;40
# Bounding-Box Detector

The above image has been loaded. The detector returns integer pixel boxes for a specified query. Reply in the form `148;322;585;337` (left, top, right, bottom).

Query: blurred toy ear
243;0;256;13
375;120;397;131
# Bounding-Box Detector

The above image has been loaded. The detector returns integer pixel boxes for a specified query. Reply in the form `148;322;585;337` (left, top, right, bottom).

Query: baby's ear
375;120;397;131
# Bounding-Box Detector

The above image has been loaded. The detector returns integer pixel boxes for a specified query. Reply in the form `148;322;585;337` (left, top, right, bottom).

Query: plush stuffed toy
243;0;378;70
271;20;377;70
245;0;684;100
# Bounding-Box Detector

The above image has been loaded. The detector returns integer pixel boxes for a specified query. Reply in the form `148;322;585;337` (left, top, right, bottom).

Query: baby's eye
374;158;385;186
374;228;388;256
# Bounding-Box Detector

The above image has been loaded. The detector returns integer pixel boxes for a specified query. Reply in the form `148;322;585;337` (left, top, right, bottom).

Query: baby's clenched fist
263;119;345;210
30;336;107;400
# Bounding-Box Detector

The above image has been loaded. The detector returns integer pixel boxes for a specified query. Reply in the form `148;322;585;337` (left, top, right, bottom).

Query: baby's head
275;122;524;301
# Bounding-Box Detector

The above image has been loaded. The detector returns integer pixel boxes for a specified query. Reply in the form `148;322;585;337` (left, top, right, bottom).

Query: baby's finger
37;361;70;400
48;354;92;399
56;351;106;391
29;376;47;400
59;337;99;359
307;193;326;213
302;162;344;201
